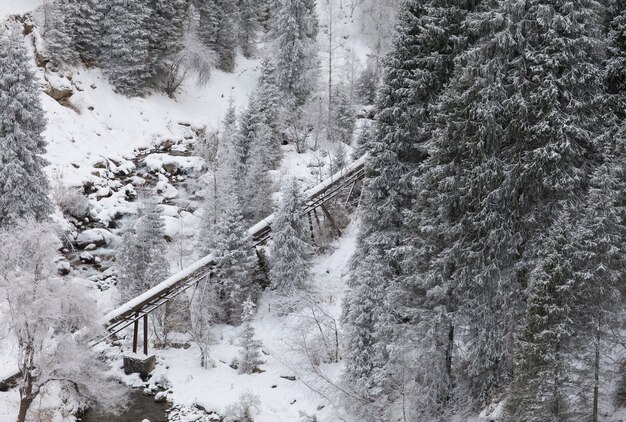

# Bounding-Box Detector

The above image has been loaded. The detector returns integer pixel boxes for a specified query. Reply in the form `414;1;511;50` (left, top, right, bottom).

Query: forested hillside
0;0;625;421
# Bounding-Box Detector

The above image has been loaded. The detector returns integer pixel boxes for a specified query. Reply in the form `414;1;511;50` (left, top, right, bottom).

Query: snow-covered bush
223;391;261;422
53;178;90;218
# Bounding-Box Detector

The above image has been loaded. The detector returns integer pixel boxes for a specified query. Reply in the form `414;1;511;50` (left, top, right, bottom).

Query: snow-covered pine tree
343;0;471;415
45;0;79;66
102;0;153;96
237;297;264;374
341;250;394;421
116;194;171;342
148;0;190;86
401;0;606;412
197;0;239;72
199;101;245;252
243;126;275;223
569;149;626;419
0;30;53;228
67;0;106;64
238;0;260;58
210;186;258;323
199;103;257;323
506;213;576;422
268;179;313;297
329;85;355;145
238;59;282;169
116;195;170;301
270;0;319;106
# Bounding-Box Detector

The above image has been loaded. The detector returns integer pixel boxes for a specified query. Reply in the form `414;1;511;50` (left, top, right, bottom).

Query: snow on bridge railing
248;154;367;239
103;253;215;325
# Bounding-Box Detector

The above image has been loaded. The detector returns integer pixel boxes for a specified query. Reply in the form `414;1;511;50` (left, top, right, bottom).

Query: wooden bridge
0;155;366;390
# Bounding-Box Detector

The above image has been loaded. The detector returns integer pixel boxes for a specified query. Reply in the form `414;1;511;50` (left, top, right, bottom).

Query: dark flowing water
80;390;170;422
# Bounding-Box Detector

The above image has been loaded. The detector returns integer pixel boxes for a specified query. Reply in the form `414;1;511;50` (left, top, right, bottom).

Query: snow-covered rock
145;153;204;175
79;251;95;264
75;228;112;248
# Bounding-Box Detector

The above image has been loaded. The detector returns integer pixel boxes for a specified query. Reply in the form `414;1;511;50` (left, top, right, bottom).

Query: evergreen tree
197;0;239;72
506;214;576;422
201;103;257;323
329;85;355;145
116;195;170;302
270;0;319;105
149;0;190;83
237;297;264;374
45;0;79;66
268;179;313;296
68;0;106;64
238;0;260;58
102;0;153;96
243;128;275;223
341;250;394;421
0;30;52;228
116;194;171;343
238;59;282;168
210;187;258;323
569;150;626;419
343;0;471;415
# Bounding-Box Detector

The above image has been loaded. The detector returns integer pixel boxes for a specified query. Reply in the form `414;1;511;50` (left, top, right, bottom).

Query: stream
79;389;170;422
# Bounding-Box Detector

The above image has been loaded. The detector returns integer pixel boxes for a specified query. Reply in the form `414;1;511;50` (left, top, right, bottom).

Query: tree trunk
593;318;600;422
17;397;33;422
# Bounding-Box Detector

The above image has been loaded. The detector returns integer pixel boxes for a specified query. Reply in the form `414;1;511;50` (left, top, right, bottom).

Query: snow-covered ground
140;222;358;421
0;0;44;19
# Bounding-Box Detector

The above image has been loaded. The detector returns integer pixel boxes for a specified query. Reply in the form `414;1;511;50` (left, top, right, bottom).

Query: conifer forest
1;0;626;421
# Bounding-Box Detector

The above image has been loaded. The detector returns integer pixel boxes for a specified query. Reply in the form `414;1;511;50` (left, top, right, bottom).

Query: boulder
79;252;95;264
75;228;112;249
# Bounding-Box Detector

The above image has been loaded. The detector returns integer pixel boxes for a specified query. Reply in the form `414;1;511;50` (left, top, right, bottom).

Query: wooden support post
345;180;358;206
143;314;148;356
313;207;321;228
132;316;139;354
321;204;342;236
308;211;315;243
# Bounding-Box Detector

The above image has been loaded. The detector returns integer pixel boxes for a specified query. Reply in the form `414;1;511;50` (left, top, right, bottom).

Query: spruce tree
0;30;53;228
197;0;239;72
238;59;282;168
237;297;264;374
148;0;190;82
341;250;394;421
238;0;260;58
210;187;258;323
343;0;471;416
329;85;355;145
68;0;106;64
45;0;79;66
270;0;319;105
506;214;576;422
201;103;257;323
102;0;153;96
116;195;170;302
268;179;313;296
243;128;275;223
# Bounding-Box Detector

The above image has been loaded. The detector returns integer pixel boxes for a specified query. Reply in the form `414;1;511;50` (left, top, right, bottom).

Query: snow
102;253;216;324
75;228;113;248
148;221;359;421
0;0;43;19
